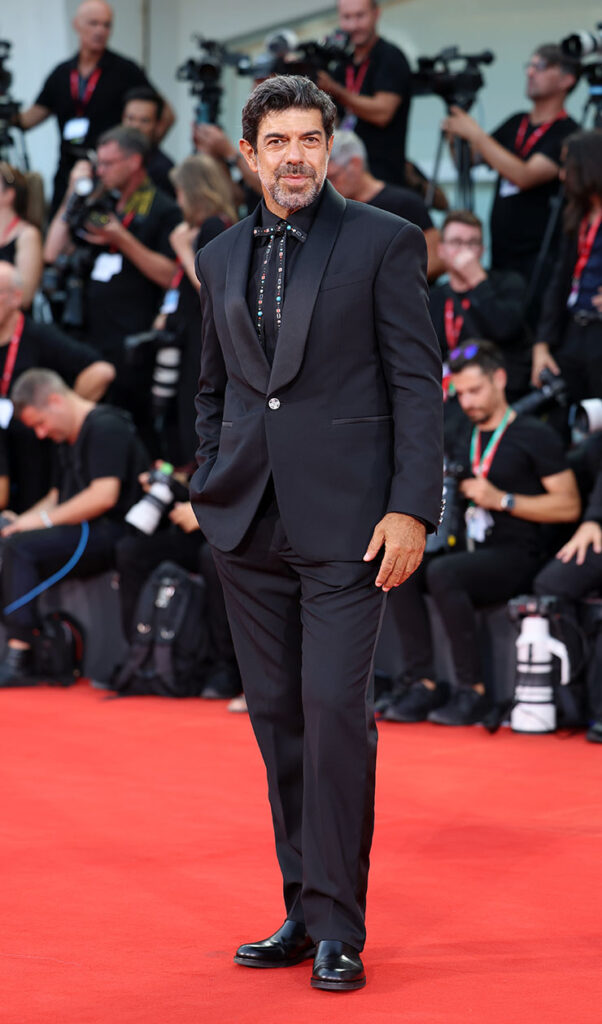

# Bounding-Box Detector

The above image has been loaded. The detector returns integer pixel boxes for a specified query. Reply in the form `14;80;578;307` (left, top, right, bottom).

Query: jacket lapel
268;183;346;395
224;208;271;395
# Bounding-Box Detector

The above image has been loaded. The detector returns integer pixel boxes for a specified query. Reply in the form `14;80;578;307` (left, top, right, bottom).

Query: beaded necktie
252;220;307;341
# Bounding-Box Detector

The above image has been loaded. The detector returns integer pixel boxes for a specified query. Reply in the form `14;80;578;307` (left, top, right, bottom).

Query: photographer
532;131;602;403
384;340;579;726
0;163;43;310
430;210;531;400
317;0;412;186
0;368;147;688
122;87;175;197
443;44;580;322
44;126;180;418
534;448;602;743
17;0;175;213
327;130;444;281
0;262;114;512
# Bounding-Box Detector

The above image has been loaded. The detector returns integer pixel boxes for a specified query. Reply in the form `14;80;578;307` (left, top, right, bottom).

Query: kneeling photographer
0;369;147;688
114;462;241;700
384;340;580;726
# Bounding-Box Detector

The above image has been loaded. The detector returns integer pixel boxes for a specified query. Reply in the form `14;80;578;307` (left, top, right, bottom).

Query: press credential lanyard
444;296;471;349
514;110;567;158
1;311;24;398
567;212;602;307
470;407;512;480
70;67;102;116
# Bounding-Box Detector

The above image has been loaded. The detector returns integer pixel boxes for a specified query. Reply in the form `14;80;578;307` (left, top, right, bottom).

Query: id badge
0;397;13;429
91;252;123;282
464;505;494;543
566;285;578;308
63;117;90;143
498;178;520;199
160;288;180;315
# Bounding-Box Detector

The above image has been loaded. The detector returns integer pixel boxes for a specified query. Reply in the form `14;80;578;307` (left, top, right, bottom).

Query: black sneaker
374;674;412;714
0;647;36;688
427;688;490;726
586;721;602;744
383;680;450;723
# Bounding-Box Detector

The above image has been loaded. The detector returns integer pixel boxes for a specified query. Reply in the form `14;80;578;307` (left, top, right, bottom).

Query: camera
412;46;495;111
512;367;567;417
63;177;120;243
125;462;190;535
176;36;244;124
0;40;22;153
237;28;351;81
570;398;602;442
426;459;469;554
124;328;185;419
561;24;602;59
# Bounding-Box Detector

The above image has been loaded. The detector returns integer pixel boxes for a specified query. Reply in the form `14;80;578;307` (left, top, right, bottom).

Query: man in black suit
191;76;443;992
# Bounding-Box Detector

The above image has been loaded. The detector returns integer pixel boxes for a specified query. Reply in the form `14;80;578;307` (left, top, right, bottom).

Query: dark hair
11;368;69;415
563;130;602;234
241;75;337;151
441;209;483;236
122;86;164;120
448;339;505;376
533;44;581;90
96;125;150;163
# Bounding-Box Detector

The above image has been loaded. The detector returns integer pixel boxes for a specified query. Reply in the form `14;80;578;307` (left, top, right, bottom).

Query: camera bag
31;610;86;686
110;561;210;697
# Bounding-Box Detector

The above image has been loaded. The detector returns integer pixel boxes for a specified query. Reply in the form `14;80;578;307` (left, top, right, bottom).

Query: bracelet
39;509;53;529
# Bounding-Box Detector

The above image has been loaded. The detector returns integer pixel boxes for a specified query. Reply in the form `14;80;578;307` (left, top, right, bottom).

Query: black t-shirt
36;48;152;204
332;37;412;186
2;318;104;513
368;184;432;231
146;147;175;198
84;178;181;361
489;111;579;272
56;405;147;520
449;414;567;552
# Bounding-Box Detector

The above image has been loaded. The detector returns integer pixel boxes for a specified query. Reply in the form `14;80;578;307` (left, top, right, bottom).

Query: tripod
426;129;475;210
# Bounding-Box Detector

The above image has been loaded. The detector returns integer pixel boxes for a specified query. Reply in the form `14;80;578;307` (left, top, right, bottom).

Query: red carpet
2;682;602;1024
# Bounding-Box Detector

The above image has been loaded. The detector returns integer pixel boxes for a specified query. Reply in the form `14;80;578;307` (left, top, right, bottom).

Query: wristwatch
500;493;515;511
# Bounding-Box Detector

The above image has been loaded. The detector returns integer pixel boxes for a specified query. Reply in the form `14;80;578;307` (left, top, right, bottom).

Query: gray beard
270;177;321;210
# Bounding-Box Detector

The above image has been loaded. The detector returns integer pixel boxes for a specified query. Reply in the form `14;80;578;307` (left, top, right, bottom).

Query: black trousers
1;520;125;642
535;550;602;721
554;320;602;405
389;546;541;690
210;499;385;951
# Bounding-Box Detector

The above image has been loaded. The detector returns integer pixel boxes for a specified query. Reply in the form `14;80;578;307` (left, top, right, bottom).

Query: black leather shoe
0;646;35;688
310;940;366;991
234;919;315;968
586;721;602;744
383;680;450;723
427;687;490;726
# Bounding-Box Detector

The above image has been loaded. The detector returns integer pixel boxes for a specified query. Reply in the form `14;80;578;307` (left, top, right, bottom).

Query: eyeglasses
524;59;550;72
441;237;482;248
448;342;480;365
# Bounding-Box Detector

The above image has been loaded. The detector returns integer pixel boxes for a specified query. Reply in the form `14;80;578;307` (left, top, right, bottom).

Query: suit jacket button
268;397;280;410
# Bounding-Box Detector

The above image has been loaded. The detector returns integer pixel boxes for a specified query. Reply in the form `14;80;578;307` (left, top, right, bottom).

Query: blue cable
3;521;90;616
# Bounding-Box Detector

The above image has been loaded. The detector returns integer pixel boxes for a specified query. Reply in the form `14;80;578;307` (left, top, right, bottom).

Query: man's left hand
460;476;503;510
2;509;50;536
442;106;482;144
363;512;426;592
83;214;127;248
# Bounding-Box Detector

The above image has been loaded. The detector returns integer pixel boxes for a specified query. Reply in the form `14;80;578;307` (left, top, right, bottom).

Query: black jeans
389;545;541;690
535;549;602;721
1;519;125;642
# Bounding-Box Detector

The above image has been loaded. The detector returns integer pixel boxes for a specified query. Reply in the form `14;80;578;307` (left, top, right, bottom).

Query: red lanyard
572;213;602;289
470;408;512;480
1;216;20;245
1;312;24;398
345;59;370;95
169;266;184;290
107;209;135;253
444;296;471;350
514;110;567;159
69;67;102;116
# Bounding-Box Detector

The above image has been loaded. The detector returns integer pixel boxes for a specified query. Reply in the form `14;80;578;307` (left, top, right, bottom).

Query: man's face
326;156;361;199
74;1;112;52
338;0;379;49
452;366;506;424
122;100;159;143
439;221;484;272
525;53;574;101
240;107;332;214
20;399;71;443
95;141;140;192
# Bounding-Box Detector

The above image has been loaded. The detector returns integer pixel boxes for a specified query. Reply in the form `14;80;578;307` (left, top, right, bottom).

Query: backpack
31;610;86;686
110;561;210;697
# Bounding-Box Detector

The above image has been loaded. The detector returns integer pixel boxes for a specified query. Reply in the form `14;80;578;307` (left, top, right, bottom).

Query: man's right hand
531;342;560;387
192;123;236;160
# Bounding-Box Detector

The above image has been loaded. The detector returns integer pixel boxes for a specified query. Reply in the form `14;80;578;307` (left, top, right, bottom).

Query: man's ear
239;138;258;173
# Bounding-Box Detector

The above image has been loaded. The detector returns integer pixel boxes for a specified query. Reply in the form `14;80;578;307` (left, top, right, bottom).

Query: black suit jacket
191;182;443;561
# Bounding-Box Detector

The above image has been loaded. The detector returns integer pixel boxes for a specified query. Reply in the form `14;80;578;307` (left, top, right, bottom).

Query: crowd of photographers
0;0;601;739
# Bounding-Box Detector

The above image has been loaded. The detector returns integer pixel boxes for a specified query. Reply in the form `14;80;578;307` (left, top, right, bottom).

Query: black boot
0;646;35;688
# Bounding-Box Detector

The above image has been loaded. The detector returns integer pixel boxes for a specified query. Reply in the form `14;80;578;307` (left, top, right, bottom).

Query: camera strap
514;110;567;159
470;406;513;479
567;212;602;307
345;59;370;94
444;295;471;349
0;216;20;244
70;67;102;116
1;311;24;398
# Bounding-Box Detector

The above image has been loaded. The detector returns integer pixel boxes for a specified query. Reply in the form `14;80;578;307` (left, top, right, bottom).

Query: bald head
73;0;113;54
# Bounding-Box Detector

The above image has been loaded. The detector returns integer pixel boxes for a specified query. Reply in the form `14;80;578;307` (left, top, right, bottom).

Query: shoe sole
233;948;315;968
310;977;366;991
